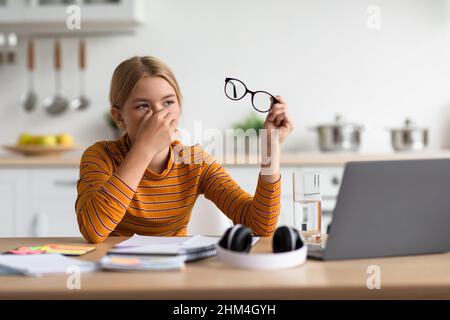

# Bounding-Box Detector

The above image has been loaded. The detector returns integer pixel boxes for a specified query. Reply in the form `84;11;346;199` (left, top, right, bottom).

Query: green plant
232;112;265;135
104;111;118;129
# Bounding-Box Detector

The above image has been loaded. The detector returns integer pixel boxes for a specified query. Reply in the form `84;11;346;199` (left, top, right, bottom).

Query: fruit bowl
4;133;78;157
2;144;79;157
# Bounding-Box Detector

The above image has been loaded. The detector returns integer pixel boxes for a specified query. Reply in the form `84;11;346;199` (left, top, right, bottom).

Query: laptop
308;159;450;260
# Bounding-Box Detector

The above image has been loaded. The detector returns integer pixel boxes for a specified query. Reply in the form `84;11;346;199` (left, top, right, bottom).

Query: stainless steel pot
311;115;363;152
389;119;428;152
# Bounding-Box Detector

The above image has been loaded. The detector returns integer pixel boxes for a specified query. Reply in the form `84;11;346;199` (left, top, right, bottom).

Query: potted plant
231;112;265;156
104;111;123;139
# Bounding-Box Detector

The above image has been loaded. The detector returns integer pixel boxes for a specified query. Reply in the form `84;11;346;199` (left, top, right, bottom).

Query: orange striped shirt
75;134;281;243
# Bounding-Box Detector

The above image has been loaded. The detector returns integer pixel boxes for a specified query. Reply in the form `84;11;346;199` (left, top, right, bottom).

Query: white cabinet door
188;166;262;235
188;195;232;236
0;169;29;237
301;166;344;199
28;168;80;237
188;166;259;235
225;166;260;194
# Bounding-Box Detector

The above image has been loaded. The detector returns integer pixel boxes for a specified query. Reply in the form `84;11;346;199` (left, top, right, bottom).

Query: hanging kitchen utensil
7;33;17;65
22;39;38;113
0;33;5;65
69;38;90;111
44;39;69;116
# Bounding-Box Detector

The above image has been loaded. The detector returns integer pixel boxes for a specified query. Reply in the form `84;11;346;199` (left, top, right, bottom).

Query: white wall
1;0;450;153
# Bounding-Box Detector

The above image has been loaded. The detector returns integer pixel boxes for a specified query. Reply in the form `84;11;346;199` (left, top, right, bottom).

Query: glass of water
292;172;322;241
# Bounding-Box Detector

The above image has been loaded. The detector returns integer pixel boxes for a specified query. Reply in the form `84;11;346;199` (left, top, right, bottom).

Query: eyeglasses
224;77;280;113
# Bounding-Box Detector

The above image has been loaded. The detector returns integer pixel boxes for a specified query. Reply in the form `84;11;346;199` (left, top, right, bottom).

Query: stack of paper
109;235;220;262
0;254;97;277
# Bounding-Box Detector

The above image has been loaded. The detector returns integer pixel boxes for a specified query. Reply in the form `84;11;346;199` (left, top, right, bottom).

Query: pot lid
316;114;363;129
390;118;427;131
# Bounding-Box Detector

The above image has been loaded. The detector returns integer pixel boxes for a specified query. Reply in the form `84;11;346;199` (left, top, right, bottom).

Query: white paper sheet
114;235;192;248
0;254;97;277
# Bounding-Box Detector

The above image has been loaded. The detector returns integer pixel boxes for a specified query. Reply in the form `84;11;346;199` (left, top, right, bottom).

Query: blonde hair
109;56;182;110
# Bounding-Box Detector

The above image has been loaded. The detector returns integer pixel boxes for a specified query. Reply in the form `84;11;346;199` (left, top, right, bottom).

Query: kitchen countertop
1;150;450;167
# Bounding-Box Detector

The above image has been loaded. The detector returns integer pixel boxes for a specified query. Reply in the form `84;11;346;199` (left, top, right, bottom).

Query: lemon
57;133;75;146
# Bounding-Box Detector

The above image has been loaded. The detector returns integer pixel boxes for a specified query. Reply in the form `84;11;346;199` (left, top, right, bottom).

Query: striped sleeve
75;143;136;243
198;150;281;237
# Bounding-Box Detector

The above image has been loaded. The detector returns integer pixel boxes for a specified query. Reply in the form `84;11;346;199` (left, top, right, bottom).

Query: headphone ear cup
219;225;252;253
230;226;252;253
218;227;232;249
273;226;303;253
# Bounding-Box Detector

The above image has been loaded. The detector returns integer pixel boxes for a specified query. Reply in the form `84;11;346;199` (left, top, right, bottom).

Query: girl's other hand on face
133;108;178;157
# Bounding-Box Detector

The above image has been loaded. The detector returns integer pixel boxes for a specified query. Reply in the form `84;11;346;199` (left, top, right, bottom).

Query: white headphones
216;224;307;270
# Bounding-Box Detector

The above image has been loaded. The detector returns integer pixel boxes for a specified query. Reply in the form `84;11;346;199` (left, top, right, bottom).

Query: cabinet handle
31;212;49;237
54;180;78;187
331;176;340;186
28;0;39;8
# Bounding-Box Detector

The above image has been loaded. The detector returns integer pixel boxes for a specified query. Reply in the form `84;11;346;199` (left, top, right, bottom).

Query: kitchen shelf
0;0;146;35
1;150;450;167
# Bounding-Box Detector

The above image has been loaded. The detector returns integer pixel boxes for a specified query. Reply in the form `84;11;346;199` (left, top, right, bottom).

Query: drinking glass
292;172;322;241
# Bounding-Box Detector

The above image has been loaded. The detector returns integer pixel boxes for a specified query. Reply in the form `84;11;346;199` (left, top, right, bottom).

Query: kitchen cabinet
1;151;448;237
0;163;344;237
0;169;29;236
27;169;80;237
0;0;146;35
0;167;80;237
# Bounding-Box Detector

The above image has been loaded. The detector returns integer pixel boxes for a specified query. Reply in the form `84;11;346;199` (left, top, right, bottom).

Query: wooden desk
0;237;449;299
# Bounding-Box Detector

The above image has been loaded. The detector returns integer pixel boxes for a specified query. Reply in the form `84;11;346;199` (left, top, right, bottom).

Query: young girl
75;56;294;243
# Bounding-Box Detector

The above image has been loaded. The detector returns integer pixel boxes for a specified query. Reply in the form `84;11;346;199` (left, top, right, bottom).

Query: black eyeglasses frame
224;77;280;113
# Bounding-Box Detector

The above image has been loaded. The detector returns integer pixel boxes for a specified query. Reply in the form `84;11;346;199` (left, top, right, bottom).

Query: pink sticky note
8;246;45;255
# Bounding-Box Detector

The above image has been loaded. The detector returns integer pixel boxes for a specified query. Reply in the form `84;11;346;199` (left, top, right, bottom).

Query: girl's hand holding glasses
263;95;294;144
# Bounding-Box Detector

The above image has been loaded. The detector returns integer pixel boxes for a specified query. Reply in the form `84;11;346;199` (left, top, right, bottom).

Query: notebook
109;235;219;262
109;235;260;262
100;255;185;272
0;254;97;277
